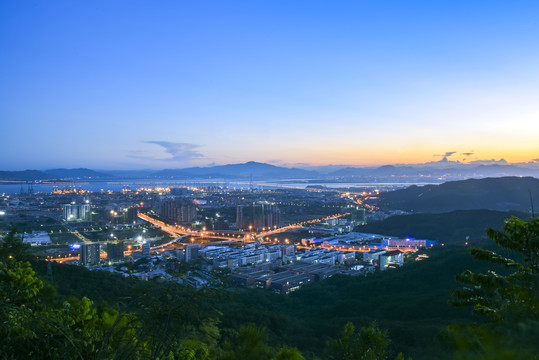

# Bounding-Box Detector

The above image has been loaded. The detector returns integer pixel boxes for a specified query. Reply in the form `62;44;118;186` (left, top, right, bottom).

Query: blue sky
1;0;538;170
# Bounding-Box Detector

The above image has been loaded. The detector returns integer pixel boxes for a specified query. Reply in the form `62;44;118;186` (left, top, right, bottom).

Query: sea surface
0;178;438;195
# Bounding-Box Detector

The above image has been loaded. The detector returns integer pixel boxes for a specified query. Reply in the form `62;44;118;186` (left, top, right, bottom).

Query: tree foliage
274;346;305;360
450;216;539;358
328;322;409;360
220;323;273;360
0;231;217;359
451;216;539;320
0;228;31;262
0;258;143;359
0;225;418;359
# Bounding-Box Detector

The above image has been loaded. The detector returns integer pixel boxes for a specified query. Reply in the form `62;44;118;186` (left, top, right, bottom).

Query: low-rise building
363;249;387;264
22;231;51;246
185;244;200;263
379;250;404;270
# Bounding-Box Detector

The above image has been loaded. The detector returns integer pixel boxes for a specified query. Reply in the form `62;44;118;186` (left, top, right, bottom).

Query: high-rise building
236;204;280;231
263;204;280;229
160;199;197;225
80;243;100;265
107;241;124;260
63;204;90;221
184;244;199;263
251;204;265;230
124;207;139;224
170;187;188;196
236;205;244;230
160;199;177;221
142;242;151;257
350;207;366;226
177;201;197;224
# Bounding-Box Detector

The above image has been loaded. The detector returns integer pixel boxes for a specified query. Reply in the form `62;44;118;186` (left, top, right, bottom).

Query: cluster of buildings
362;249;405;270
302;207;366;235
236;203;281;231
300;232;437;271
77;240;150;265
82;239;367;293
302;232;436;253
302;232;395;247
194;242;363;294
160;199;197;225
296;247;356;264
0;183;441;294
229;260;362;294
306;221;354;235
63;203;90;221
3;182;350;241
230;262;342;294
199;242;295;268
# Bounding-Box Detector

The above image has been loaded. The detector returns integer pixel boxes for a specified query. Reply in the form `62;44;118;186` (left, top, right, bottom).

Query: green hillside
357;209;527;245
31;244;496;359
374;176;539;213
218;245;502;359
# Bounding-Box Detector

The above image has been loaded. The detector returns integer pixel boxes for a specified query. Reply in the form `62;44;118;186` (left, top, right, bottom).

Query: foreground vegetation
1;214;538;359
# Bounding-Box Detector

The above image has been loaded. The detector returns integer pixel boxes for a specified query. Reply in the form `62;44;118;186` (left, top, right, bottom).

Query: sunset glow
1;1;538;170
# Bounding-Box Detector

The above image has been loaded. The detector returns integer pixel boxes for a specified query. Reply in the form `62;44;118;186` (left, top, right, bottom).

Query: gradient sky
1;0;538;170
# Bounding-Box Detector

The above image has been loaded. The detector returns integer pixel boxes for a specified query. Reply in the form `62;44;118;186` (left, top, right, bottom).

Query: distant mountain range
0;168;111;181
43;168;111;179
329;162;539;179
150;161;316;179
0;170;51;181
1;159;538;181
0;162;316;181
373;176;539;213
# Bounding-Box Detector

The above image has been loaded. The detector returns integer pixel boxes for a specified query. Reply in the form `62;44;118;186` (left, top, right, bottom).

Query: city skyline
1;1;538;170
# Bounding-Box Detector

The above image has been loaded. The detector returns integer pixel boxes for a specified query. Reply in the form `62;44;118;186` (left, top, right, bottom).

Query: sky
1;0;538;170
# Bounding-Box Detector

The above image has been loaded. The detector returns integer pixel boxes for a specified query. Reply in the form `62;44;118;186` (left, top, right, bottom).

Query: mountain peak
150;161;315;179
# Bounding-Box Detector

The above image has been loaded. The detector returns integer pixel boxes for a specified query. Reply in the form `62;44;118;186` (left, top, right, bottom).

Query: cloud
468;159;508;166
144;141;204;162
461;151;474;161
433;151;457;159
267;160;312;168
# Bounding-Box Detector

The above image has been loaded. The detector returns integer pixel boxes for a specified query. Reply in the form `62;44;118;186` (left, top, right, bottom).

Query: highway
137;212;350;245
72;230;91;243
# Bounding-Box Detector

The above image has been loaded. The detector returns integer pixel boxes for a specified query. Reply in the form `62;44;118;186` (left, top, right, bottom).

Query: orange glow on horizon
260;147;539;167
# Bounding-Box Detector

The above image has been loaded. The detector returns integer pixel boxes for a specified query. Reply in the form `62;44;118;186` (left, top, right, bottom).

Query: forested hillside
357;209;527;245
29;244;497;359
373;176;539;213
